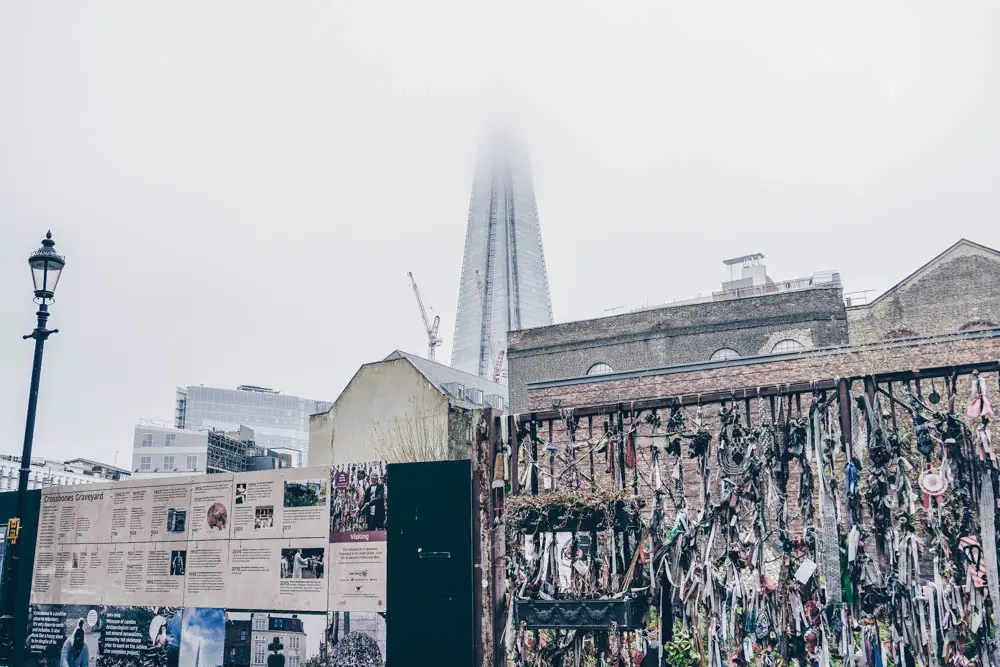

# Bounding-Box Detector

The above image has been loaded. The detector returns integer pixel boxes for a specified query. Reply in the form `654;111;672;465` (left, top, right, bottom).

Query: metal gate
387;460;474;667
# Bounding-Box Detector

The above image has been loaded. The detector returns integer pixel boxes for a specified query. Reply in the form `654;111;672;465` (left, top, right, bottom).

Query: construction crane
407;272;442;361
492;349;505;383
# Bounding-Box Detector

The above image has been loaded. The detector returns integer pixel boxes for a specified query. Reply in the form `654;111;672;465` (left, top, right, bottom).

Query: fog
1;1;998;465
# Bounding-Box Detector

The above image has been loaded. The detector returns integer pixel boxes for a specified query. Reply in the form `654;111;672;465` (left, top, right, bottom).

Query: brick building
847;239;1000;342
508;280;848;412
486;240;1000;667
508;239;1000;411
524;328;1000;413
224;618;252;666
509;329;1000;514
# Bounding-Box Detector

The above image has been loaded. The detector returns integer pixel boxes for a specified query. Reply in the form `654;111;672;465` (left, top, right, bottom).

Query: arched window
771;339;804;354
960;321;997;332
710;348;741;361
883;329;918;340
587;362;614;376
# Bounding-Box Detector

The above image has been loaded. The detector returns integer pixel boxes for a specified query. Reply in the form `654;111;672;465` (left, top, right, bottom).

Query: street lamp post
0;231;65;663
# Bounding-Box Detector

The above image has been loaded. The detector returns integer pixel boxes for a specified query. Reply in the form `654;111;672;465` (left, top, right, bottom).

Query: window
771;339;804;354
240;631;247;641
164;433;177;447
710;348;741;361
884;329;918;340
253;616;266;631
186;455;198;471
139;456;151;472
141;433;154;448
253;638;265;664
586;362;614;376
960;321;997;332
162;455;175;470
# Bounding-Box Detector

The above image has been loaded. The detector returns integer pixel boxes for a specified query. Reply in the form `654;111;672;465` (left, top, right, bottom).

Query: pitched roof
322;350;508;416
383;350;507;400
856;239;1000;309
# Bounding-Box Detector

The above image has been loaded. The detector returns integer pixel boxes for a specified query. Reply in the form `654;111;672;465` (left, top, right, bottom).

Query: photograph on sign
254;506;275;529
280;547;325;579
223;610;328;665
25;604;102;666
327;610;386;665
235;482;248;505
329;461;387;536
170;550;187;576
103;605;182;666
205;502;228;532
166;508;187;534
283;479;328;508
188;476;234;541
178;607;225;667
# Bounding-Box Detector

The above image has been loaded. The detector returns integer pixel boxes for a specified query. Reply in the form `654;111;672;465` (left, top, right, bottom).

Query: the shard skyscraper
451;134;554;383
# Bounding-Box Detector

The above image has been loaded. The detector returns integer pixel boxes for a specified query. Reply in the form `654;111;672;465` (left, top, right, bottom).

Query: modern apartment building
0;456;130;490
131;421;289;478
175;384;331;467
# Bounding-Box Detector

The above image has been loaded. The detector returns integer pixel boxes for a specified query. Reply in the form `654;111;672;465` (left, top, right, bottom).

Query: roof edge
526;327;1000;390
857;239;1000;309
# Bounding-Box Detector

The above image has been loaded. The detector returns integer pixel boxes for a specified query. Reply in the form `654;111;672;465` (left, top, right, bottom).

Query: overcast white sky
1;1;999;466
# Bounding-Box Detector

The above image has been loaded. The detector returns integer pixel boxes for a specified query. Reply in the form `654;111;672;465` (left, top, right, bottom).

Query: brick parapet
525;332;1000;412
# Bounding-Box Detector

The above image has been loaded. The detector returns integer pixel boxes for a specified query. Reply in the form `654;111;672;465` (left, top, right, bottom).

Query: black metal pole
0;302;57;662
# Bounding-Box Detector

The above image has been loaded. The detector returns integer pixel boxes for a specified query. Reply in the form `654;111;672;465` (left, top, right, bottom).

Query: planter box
515;597;646;630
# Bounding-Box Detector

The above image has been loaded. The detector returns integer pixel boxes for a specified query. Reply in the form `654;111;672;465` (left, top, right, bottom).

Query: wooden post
616;407;626;491
886;382;898;432
529;419;539;495
489;412;506;667
837;379;852;457
604;419;613;481
864;377;876;410
948;369;957;415
548;420;555;492
630;410;639;496
508;414;519;496
587;415;596;492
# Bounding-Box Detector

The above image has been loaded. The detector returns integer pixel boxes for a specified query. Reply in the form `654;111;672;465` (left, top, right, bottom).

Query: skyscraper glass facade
175;385;331;467
451;137;554;382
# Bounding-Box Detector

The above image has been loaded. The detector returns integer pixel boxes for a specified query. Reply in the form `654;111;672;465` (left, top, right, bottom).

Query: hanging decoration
500;369;1000;667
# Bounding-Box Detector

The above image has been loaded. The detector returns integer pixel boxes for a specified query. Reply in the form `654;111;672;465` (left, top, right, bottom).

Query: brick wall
508;287;848;411
510;332;1000;551
525;332;1000;411
518;402;816;532
848;242;1000;343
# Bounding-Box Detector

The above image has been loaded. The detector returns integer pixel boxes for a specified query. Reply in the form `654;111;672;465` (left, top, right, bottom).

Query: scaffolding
206;430;262;474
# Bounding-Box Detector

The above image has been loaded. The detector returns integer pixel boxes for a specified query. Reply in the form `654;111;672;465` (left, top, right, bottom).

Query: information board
24;464;388;667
